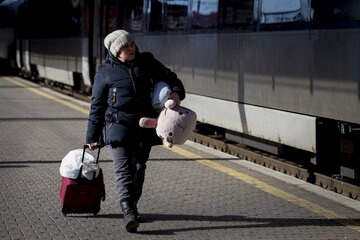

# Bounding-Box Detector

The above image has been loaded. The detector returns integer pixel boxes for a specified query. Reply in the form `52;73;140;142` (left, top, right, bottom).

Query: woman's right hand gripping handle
87;142;99;150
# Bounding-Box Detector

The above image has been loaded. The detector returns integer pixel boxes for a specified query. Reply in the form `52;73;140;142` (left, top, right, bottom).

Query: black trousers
108;142;152;203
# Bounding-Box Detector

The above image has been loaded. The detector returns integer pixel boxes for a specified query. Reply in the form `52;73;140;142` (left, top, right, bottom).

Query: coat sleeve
141;52;186;100
86;66;108;144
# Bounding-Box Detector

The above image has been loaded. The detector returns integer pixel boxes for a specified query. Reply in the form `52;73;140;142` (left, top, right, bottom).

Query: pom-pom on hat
104;30;134;57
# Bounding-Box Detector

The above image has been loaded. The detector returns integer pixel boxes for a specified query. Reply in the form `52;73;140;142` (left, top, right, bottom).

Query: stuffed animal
139;99;197;147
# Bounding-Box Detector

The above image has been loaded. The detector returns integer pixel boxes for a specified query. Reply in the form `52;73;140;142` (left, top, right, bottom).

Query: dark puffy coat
86;50;185;147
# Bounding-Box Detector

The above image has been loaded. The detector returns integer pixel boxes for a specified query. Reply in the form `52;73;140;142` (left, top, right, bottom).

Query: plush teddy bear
139;99;197;148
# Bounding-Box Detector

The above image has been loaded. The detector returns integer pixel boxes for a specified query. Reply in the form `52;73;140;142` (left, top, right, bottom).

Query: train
0;0;359;183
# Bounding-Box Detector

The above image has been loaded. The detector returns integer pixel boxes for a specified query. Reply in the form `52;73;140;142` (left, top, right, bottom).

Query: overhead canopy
0;0;24;26
0;0;24;13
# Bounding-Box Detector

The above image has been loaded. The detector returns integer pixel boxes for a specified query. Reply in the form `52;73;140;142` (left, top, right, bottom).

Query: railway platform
1;76;360;240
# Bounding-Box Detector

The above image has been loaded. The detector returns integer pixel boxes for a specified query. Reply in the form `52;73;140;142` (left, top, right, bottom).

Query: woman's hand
169;92;180;106
87;143;98;150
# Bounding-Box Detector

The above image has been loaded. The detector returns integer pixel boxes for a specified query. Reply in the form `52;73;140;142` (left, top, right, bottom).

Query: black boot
120;200;139;233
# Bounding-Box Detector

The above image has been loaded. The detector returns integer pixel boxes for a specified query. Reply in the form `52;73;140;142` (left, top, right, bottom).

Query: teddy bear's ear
139;117;157;128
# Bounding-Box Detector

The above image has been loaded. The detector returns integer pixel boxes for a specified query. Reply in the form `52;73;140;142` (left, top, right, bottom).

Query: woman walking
86;30;185;232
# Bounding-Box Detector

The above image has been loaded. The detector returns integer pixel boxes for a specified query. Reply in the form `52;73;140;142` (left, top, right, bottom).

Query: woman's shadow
96;213;356;235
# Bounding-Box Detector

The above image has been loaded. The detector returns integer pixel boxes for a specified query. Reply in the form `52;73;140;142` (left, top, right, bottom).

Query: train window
190;0;218;30
118;0;144;32
17;0;82;38
255;0;360;31
164;0;188;31
218;0;254;31
311;0;360;29
146;0;164;32
255;0;313;31
145;0;188;32
69;0;82;36
259;0;301;24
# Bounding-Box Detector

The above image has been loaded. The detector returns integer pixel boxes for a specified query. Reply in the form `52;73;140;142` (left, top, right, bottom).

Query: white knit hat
104;30;134;57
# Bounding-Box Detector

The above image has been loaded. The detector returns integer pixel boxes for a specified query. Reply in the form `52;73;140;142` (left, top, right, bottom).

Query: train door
16;38;31;78
101;0;118;60
91;0;104;69
78;0;119;90
91;0;113;70
79;0;95;91
88;0;118;85
15;38;22;71
98;0;145;62
22;39;31;78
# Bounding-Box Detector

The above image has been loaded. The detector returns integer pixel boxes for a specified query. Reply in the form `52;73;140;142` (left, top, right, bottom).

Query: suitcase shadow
66;213;123;219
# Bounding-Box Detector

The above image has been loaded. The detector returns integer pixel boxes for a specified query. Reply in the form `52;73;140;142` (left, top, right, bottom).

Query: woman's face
118;41;136;62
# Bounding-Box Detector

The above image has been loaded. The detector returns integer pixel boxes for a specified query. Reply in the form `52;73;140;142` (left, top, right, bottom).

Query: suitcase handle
82;144;102;164
77;145;103;180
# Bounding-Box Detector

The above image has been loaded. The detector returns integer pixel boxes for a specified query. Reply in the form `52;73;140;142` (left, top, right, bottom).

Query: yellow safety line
168;145;360;233
2;77;89;115
5;77;359;233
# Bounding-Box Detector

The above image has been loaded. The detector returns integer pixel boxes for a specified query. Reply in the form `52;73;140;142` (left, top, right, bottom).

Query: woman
86;30;185;232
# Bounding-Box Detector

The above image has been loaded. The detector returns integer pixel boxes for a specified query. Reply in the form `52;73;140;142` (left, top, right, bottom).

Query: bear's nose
167;137;173;144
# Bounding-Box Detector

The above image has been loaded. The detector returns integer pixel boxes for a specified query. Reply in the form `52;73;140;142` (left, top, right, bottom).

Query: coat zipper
129;69;137;94
112;88;116;102
109;69;135;130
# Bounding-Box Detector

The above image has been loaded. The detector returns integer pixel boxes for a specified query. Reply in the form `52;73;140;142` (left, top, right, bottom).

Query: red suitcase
60;145;105;216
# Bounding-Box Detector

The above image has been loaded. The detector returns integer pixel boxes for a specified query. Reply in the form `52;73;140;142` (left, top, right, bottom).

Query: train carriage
0;0;359;182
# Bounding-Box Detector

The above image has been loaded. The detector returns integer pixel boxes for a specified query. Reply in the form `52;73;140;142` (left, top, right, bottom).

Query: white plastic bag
81;158;100;180
59;149;99;180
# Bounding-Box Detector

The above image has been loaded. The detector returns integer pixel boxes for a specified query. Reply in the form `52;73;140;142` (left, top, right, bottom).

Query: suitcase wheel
93;207;100;216
62;207;68;216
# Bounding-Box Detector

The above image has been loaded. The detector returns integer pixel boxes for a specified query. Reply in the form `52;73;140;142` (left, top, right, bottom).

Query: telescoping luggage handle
78;144;103;180
81;144;102;164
